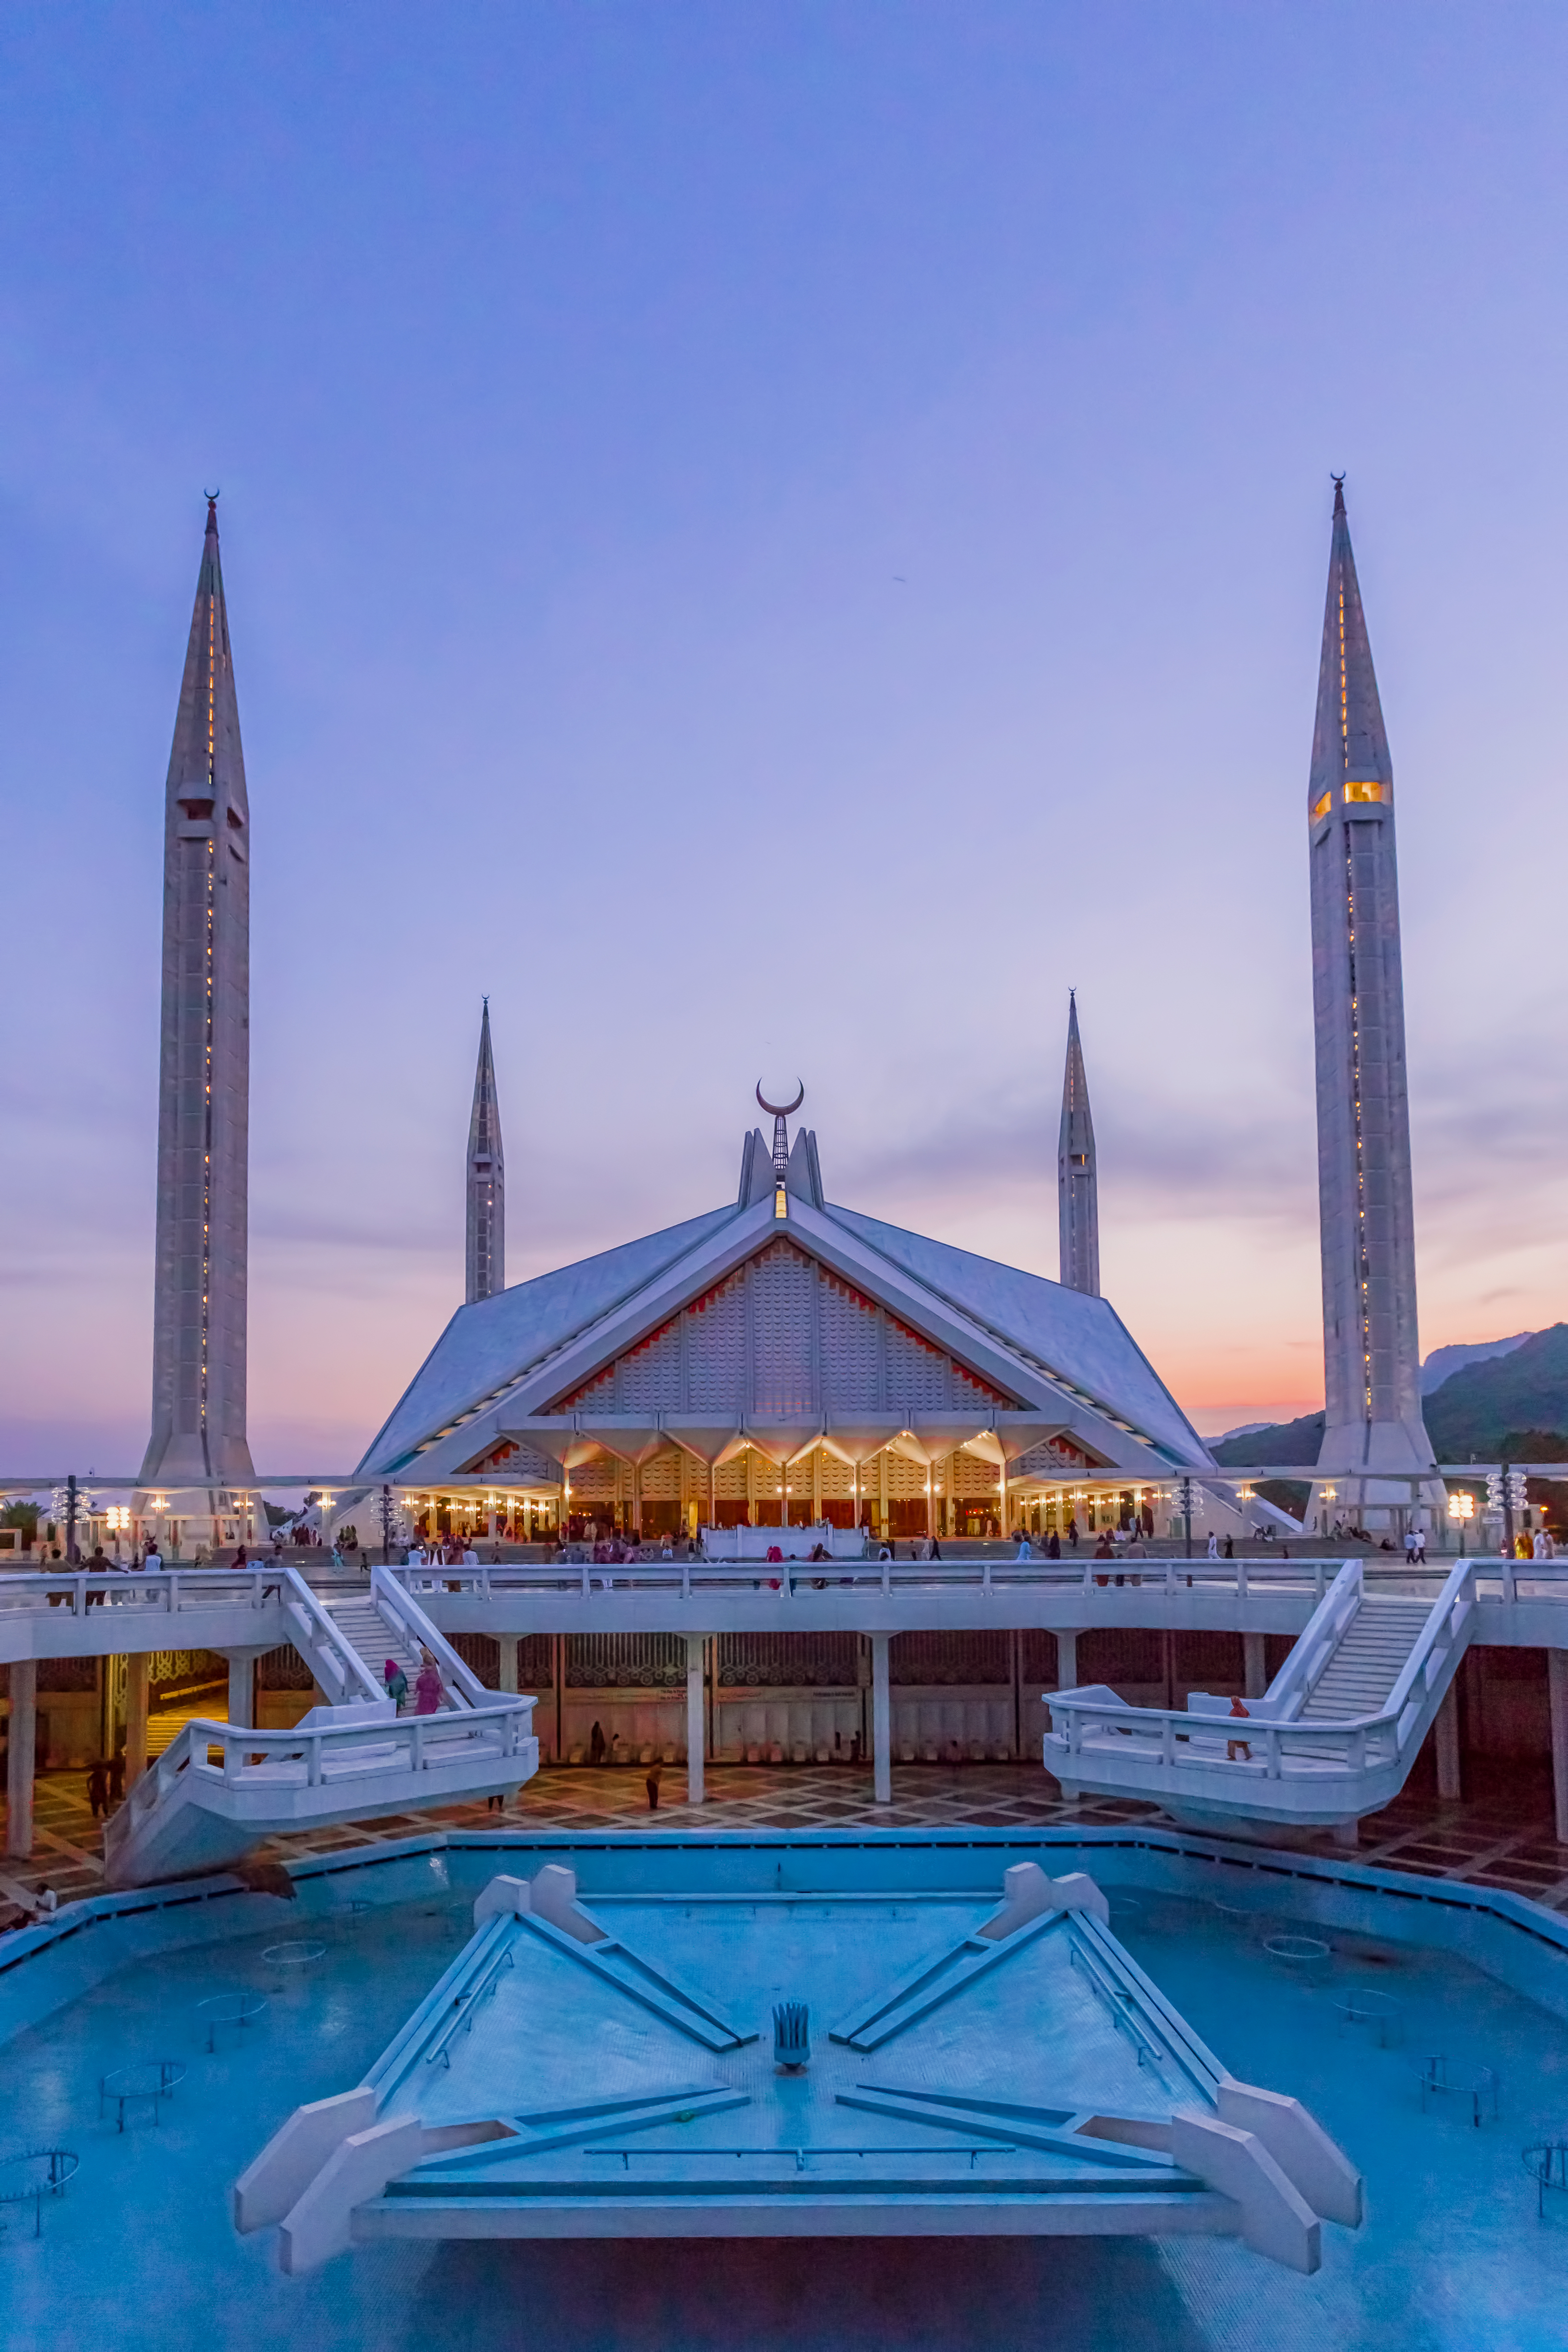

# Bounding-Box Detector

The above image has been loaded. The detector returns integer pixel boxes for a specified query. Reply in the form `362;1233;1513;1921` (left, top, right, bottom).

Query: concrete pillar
686;1636;706;1806
6;1658;36;1858
1243;1632;1267;1700
1549;1650;1568;1847
1332;1818;1359;1849
1435;1680;1462;1802
497;1636;519;1694
871;1634;891;1805
125;1654;150;1790
226;1653;254;1732
1056;1630;1078;1692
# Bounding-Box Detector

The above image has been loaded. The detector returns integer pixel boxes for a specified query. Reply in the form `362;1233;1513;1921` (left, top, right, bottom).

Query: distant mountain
1211;1413;1325;1470
1209;1324;1568;1470
1421;1332;1534;1396
1423;1324;1568;1460
1213;1421;1273;1446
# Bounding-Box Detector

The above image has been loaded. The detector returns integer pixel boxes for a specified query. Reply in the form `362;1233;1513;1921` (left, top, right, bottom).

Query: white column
1435;1681;1461;1801
226;1652;255;1731
872;1634;891;1804
1549;1650;1568;1846
686;1636;706;1806
125;1654;150;1790
497;1636;519;1694
1056;1629;1078;1691
6;1658;36;1858
1243;1632;1267;1700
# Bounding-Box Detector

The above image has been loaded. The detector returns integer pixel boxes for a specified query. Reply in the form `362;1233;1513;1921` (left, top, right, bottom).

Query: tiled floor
5;1752;1568;1928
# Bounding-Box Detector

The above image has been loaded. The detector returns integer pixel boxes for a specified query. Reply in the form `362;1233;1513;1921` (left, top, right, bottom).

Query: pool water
2;1848;1567;2352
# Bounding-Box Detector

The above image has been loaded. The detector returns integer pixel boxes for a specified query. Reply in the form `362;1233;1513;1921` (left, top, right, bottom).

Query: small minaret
466;1000;505;1304
1057;992;1100;1296
1308;480;1434;1506
137;499;257;1520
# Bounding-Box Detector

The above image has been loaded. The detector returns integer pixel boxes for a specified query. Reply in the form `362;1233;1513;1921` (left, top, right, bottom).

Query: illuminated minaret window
1307;480;1435;1508
466;1001;505;1304
136;498;257;1526
1057;992;1100;1296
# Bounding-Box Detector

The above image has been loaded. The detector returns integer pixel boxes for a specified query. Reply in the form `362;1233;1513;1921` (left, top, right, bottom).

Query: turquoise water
2;1847;1567;2352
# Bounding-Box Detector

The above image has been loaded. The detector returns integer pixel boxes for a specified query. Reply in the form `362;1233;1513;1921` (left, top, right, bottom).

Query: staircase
1042;1558;1477;1831
319;1593;467;1713
1296;1598;1433;1724
103;1568;535;1887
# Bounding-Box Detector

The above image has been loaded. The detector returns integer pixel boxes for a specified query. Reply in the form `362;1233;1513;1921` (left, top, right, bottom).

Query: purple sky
4;5;1568;1483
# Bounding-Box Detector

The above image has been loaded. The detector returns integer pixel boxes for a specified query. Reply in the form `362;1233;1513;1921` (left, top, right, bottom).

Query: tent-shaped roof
353;1134;1211;1485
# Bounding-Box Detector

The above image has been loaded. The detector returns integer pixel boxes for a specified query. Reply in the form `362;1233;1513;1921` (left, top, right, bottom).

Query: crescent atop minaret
756;1078;804;1118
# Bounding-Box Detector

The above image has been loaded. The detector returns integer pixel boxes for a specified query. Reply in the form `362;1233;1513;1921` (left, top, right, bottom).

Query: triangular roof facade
356;1134;1212;1485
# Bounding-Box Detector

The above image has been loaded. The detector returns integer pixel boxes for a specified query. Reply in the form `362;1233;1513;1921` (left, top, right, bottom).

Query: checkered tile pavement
6;1755;1568;1929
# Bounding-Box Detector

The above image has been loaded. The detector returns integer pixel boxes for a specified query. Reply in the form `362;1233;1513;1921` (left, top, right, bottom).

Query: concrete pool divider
232;1858;1361;2276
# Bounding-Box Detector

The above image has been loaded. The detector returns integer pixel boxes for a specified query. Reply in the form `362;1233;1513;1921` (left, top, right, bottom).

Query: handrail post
581;1554;590;1600
1266;1726;1281;1780
1238;1559;1249;1601
983;1554;992;1597
681;1556;691;1602
881;1552;890;1599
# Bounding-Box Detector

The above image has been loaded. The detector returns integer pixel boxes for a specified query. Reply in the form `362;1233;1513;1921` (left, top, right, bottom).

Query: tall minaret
136;499;257;1535
1057;992;1100;1296
465;1000;505;1304
1307;481;1435;1519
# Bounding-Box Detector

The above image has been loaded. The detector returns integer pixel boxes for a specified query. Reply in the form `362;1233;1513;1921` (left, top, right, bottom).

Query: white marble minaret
466;1000;505;1304
1307;482;1436;1524
136;500;257;1540
1057;992;1100;1296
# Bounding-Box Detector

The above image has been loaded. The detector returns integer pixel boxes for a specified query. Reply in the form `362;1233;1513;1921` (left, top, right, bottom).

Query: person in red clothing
1226;1697;1253;1762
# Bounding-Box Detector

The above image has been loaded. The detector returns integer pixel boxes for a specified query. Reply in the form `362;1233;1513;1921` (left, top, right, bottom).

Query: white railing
0;1564;286;1618
1381;1558;1477;1745
119;1694;537;1824
1045;1565;1480;1793
389;1553;1354;1609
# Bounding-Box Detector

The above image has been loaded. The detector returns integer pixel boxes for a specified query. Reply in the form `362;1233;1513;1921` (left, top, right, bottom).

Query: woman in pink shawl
413;1646;445;1716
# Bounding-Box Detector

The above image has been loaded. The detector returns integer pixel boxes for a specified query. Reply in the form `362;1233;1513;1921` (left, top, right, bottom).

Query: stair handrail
371;1566;489;1708
1381;1558;1476;1750
1256;1558;1362;1721
280;1565;386;1706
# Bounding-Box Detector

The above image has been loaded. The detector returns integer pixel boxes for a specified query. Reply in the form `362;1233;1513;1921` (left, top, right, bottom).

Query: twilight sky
4;4;1568;1483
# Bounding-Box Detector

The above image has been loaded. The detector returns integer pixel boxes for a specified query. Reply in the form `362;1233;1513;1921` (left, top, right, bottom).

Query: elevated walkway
102;1573;536;1887
1043;1559;1479;1831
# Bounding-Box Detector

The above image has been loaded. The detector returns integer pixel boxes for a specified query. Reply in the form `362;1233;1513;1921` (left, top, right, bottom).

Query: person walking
87;1757;109;1819
589;1720;607;1766
384;1658;409;1711
1046;1530;1061;1560
645;1759;663;1811
414;1648;445;1715
107;1748;126;1806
